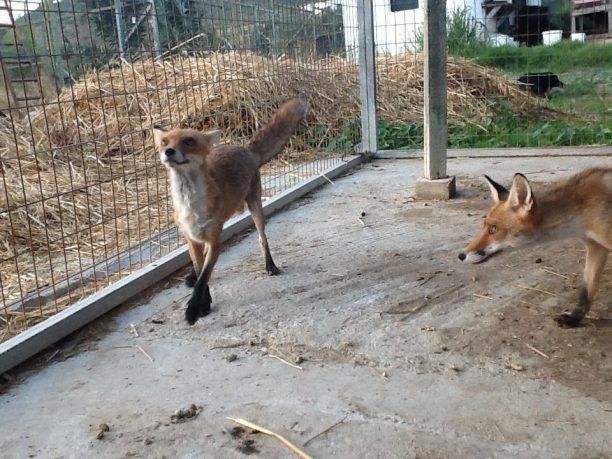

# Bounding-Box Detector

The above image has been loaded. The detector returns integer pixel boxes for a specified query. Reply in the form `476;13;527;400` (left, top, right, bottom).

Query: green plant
447;109;612;148
324;118;360;152
415;6;484;55
472;41;612;73
377;120;423;150
544;0;571;33
446;6;483;56
326;110;611;152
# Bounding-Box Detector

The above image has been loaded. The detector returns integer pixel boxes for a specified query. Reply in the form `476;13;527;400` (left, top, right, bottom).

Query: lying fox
153;96;308;325
459;168;611;327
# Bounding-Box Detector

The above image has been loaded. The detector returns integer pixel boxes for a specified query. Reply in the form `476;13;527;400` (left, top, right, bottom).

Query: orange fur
460;168;611;327
153;96;308;324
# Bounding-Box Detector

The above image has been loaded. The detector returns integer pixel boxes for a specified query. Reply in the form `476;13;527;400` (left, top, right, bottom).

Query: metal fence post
415;0;455;200
114;0;126;61
357;0;377;155
148;0;162;59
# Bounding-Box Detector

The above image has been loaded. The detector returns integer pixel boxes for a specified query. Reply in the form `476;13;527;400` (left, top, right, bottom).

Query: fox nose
165;148;176;157
458;252;466;261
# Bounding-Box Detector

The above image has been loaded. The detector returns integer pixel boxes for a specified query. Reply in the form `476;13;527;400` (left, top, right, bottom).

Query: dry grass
0;51;547;339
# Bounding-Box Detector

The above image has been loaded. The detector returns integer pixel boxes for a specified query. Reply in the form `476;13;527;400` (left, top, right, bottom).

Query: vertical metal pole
148;0;161;59
114;0;126;61
254;7;261;51
423;0;447;179
357;0;377;155
270;0;278;56
312;5;317;56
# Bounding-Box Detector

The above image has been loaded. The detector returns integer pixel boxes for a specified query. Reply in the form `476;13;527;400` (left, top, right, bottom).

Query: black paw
185;269;197;287
185;299;200;325
201;286;212;317
204;286;212;307
266;263;280;276
185;291;211;325
554;311;583;328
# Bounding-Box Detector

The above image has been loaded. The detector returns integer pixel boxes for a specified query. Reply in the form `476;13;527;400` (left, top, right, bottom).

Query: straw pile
0;51;547;337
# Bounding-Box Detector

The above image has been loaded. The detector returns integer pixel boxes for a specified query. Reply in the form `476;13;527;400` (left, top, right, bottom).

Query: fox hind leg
246;175;279;276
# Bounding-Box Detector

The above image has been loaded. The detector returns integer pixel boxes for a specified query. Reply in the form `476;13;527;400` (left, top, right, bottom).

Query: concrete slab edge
375;146;612;159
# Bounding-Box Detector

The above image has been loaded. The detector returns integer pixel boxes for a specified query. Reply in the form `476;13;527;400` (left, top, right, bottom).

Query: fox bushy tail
248;95;309;167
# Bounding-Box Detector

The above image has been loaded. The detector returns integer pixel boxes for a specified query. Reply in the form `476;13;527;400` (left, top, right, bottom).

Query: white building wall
342;0;484;58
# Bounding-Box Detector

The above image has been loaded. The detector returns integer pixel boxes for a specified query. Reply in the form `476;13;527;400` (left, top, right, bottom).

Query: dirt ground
1;156;611;459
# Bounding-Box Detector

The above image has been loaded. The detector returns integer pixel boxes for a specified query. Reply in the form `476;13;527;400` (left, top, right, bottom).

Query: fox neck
169;167;207;201
529;184;583;243
168;166;213;243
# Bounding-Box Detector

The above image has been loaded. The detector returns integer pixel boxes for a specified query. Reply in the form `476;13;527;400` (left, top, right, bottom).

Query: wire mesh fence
370;0;611;151
0;0;361;341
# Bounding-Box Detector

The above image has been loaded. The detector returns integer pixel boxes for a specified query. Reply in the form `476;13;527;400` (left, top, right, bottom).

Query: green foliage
465;40;610;145
81;0;115;50
471;41;612;73
446;6;483;56
543;0;571;33
325;118;361;152
148;1;345;57
249;3;344;57
5;0;345;94
415;6;484;55
447;109;612;148
325;108;611;152
377;120;423;150
304;117;360;152
546;68;610;115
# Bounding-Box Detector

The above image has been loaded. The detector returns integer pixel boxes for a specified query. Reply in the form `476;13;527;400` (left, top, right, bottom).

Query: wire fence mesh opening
0;0;361;341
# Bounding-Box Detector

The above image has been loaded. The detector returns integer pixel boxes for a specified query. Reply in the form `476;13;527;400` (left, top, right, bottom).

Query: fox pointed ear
483;175;509;203
152;125;166;147
508;173;535;212
201;130;221;148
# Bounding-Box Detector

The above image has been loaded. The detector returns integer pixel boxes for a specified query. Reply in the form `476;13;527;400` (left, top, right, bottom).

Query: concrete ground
1;156;611;459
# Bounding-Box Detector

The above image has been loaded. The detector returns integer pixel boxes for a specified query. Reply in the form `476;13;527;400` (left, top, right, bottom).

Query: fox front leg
185;251;218;325
185;243;209;288
555;239;608;327
185;227;221;325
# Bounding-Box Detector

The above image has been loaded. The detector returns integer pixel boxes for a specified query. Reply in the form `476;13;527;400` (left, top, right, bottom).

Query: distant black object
518;73;564;96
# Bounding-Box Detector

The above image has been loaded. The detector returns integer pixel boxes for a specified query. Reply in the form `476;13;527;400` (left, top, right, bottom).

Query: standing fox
459;168;611;327
153;96;309;325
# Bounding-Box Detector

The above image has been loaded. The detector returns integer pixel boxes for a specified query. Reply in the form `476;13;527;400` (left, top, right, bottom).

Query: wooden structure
0;0;42;112
482;0;550;47
571;0;611;37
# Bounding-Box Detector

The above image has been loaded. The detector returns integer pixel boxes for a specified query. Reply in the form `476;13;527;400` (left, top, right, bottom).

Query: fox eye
183;137;196;146
160;138;168;147
488;224;498;235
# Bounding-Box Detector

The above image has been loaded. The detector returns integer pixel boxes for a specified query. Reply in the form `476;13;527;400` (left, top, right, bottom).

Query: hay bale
28;51;548;157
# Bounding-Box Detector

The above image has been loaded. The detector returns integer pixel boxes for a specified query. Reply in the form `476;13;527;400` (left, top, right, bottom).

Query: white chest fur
170;170;211;242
